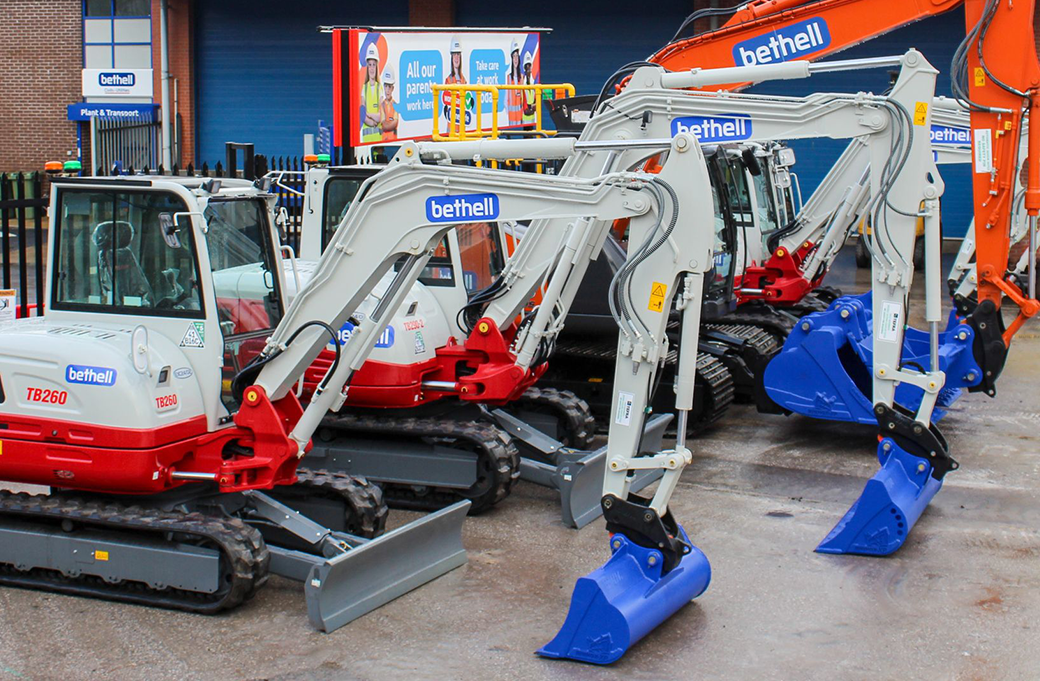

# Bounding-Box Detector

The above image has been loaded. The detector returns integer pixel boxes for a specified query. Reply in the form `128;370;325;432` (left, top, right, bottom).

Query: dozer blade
304;500;470;632
501;410;672;529
816;438;942;556
538;527;711;665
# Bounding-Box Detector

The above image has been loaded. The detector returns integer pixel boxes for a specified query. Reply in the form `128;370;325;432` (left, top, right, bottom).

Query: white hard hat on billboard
365;43;379;62
523;51;533;67
510;39;519;54
450;35;462;53
382;65;395;85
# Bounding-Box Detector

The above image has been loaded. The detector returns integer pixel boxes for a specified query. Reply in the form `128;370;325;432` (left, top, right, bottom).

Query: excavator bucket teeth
304;500;470;632
538;528;710;665
816;439;941;556
765;294;982;425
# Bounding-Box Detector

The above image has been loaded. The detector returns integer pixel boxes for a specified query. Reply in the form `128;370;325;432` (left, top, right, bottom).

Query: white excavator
0;140;709;634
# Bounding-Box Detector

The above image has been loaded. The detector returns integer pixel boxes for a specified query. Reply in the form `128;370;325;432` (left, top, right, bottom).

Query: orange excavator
953;0;1040;395
655;0;962;77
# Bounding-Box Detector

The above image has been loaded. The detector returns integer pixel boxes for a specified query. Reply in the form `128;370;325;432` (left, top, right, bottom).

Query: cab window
322;176;365;250
204;198;282;336
456;222;505;294
752;171;781;249
203;197;282;413
52;189;203;316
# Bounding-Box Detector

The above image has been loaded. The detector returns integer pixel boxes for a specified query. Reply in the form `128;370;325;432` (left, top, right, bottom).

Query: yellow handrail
431;83;576;142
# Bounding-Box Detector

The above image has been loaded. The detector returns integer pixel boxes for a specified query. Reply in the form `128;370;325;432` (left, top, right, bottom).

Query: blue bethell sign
67;103;158;121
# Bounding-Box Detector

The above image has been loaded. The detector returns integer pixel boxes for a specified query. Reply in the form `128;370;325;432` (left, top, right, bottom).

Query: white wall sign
82;69;153;98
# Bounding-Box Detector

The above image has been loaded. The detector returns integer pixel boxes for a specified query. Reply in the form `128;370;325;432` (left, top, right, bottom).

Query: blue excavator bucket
765;293;981;424
537;526;711;665
817;437;945;555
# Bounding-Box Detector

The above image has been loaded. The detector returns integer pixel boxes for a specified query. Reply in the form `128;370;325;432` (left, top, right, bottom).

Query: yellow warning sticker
974;67;986;87
648;282;668;312
95;550;109;562
913;101;929;126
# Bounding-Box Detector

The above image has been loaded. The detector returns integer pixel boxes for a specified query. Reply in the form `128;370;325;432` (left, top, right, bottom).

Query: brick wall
410;0;454;27
0;0;83;172
151;0;195;167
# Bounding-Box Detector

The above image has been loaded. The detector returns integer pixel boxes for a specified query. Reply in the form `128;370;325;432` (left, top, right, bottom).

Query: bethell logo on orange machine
732;18;831;66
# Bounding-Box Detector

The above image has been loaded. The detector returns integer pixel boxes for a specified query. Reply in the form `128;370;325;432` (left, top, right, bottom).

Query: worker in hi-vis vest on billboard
360;43;382;143
380;65;398;141
521;51;536;127
507;40;523;126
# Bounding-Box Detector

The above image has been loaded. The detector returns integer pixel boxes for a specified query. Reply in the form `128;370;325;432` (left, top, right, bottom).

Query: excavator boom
655;0;961;83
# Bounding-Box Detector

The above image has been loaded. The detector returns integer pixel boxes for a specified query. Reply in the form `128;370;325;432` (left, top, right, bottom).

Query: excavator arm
960;0;1040;354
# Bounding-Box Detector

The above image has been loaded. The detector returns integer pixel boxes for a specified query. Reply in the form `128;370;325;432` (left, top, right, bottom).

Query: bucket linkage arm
539;134;714;664
811;60;959;556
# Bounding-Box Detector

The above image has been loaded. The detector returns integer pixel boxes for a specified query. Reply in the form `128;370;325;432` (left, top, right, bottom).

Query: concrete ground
2;243;1039;681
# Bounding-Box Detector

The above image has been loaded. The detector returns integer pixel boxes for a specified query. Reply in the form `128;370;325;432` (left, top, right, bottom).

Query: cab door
202;196;286;413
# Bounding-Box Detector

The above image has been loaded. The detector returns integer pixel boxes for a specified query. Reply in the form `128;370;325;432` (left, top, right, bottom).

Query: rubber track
551;338;734;432
0;491;268;614
702;323;779;358
269;468;389;539
509;386;597;449
725;307;797;345
691;352;735;432
319;413;520;515
553;337;678;364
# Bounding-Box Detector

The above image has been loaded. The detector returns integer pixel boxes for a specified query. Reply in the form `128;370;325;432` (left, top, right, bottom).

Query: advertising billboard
333;29;542;148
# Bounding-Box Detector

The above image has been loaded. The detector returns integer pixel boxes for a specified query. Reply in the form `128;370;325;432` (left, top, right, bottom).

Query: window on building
83;0;151;70
85;0;150;17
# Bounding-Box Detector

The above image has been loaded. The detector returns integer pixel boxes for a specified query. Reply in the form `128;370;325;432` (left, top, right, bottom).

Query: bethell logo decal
733;18;831;66
330;322;395;349
66;364;117;386
98;72;136;87
426;194;500;222
671;114;753;143
930;124;971;146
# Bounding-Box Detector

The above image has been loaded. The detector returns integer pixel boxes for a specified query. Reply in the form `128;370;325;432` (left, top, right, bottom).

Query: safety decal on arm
648;282;668;312
913;102;928;126
973;129;994;174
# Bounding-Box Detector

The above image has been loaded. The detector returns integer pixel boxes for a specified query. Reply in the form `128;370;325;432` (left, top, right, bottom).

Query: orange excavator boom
653;0;963;80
